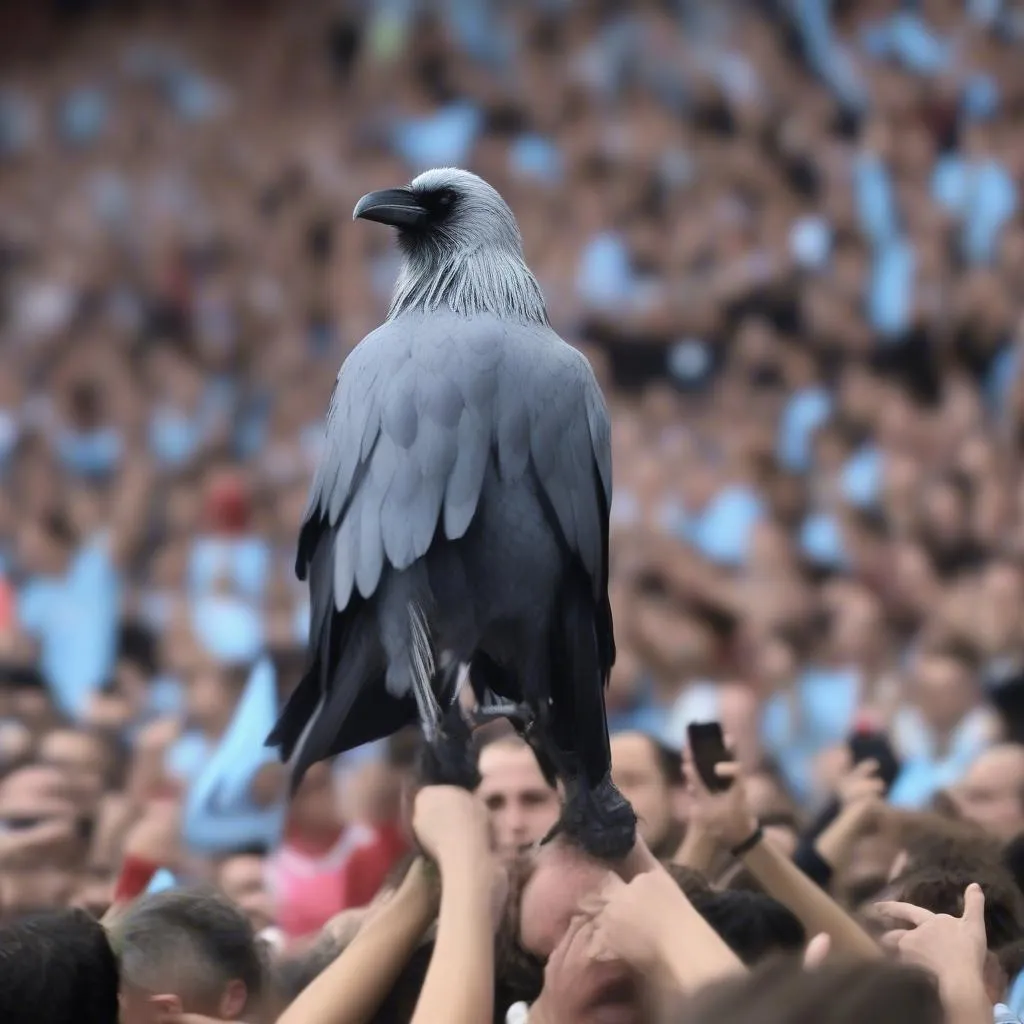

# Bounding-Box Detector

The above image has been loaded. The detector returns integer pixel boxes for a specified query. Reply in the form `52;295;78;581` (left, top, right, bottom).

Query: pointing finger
962;883;985;925
872;901;935;928
803;932;831;968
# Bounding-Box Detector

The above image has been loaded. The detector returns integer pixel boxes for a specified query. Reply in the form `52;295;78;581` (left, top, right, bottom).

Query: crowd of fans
5;0;1024;1021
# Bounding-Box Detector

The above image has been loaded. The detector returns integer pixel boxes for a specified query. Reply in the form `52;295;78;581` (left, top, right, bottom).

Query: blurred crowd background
5;0;1024;969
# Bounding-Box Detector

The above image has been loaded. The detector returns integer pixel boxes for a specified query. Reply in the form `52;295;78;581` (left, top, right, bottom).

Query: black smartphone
687;721;733;793
848;729;900;792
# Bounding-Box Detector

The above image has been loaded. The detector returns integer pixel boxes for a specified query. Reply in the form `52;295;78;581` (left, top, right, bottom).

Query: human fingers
872;901;935;928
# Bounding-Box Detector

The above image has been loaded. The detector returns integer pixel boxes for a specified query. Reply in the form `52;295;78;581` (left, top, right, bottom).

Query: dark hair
0;908;119;1024
612;731;683;787
117;619;158;677
217;843;271;861
1003;833;1024;899
663;863;712;899
369;942;434;1024
688;889;806;966
112;888;264;1014
890;811;1003;876
652;737;685;787
275;935;342;1005
676;958;944;1024
882;863;1024;976
494;854;544;1018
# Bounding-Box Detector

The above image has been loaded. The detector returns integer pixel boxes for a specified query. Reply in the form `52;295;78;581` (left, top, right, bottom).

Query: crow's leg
545;588;637;861
469;697;561;790
417;661;481;791
553;772;636;861
469;651;562;789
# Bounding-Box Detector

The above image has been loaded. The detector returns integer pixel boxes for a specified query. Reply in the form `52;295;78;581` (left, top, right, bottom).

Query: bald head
956;744;1024;841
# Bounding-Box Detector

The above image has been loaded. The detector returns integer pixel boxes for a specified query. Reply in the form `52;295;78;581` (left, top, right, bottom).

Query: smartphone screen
848;730;900;791
687;721;733;793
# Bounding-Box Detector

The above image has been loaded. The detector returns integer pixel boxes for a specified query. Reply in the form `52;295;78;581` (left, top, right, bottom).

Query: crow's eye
438;190;456;206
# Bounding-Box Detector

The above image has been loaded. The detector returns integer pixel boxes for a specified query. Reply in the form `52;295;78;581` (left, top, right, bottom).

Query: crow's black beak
352;187;429;228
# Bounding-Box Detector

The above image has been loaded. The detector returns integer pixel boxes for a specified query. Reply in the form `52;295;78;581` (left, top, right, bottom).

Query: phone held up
687;721;733;793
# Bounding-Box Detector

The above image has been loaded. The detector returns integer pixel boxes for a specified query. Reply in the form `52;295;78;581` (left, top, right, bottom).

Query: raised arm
277;857;437;1024
685;749;881;960
409;786;504;1024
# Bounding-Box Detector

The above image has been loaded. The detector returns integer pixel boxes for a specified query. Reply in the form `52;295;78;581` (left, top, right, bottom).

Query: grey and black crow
269;167;635;858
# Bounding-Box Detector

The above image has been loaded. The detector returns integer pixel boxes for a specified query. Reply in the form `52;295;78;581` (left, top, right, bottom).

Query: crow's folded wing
298;313;612;620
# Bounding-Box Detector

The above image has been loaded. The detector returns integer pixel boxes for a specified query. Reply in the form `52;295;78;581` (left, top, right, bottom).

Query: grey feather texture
273;168;632;856
307;312;609;611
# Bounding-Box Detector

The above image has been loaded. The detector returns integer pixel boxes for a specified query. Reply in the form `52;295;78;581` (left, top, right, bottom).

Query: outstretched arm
409;786;503;1024
685;750;881;960
277;858;437;1024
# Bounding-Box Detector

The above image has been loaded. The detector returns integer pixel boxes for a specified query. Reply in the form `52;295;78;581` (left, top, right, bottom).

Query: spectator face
287;763;341;837
911;652;978;734
476;740;559;857
519;840;644;1024
978;561;1024;654
610;733;675;853
37;729;109;811
185;666;237;735
217;854;274;932
954;745;1024;841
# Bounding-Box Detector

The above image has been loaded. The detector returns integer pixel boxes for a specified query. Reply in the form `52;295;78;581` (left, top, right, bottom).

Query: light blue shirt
19;534;121;719
687;485;765;567
778;388;832;473
182;657;285;854
188;536;270;601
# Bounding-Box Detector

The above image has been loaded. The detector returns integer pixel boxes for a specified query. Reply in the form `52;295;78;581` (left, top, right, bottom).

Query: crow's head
354;168;547;324
353;167;524;260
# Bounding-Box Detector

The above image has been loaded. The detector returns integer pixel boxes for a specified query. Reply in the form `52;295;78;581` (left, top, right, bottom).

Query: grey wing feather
494;324;611;599
301;315;610;617
301;315;501;614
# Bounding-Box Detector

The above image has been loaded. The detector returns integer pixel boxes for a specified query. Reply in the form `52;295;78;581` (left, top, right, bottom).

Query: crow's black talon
557;774;636;861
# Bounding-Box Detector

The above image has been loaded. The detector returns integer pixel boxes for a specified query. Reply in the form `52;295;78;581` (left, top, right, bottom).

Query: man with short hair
876;863;1024;1020
217;848;275;933
955;745;1024;842
610;731;684;859
476;736;560;858
0;908;120;1024
112;889;267;1024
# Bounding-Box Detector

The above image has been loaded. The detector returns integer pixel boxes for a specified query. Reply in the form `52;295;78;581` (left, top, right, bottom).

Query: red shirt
266;822;406;939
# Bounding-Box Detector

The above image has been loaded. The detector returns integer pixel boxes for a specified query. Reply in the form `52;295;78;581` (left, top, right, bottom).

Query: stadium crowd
6;0;1024;1021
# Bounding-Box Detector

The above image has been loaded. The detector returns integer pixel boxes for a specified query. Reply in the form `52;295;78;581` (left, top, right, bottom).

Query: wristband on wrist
114;854;161;902
730;824;764;858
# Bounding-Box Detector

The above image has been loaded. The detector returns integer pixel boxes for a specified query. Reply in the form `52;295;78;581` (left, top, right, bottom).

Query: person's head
476;737;560;858
216;849;274;933
287;762;341;839
876;863;1024;1004
610;732;683;857
910;641;981;735
676;959;944;1024
954;744;1024;842
113;889;265;1024
0;908;119;1024
687;888;806;966
979;559;1024;653
890;811;1004;879
516;839;644;1023
275;935;342;1006
37;727;123;811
